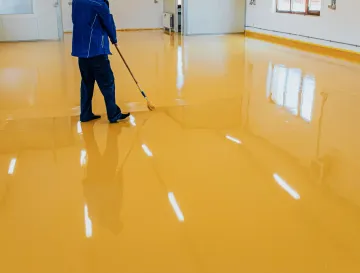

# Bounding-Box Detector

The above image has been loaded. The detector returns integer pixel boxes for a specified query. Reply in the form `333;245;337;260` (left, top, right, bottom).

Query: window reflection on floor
267;63;315;122
176;46;184;92
301;75;315;122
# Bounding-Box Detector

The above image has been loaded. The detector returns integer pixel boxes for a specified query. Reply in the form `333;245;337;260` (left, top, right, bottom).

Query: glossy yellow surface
1;32;360;273
246;30;360;63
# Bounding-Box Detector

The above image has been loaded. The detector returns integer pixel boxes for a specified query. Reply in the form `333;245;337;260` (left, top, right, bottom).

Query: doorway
0;0;63;41
164;0;187;35
176;0;187;35
177;0;182;33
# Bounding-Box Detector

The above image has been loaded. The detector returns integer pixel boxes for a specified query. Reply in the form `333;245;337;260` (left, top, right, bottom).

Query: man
72;0;130;123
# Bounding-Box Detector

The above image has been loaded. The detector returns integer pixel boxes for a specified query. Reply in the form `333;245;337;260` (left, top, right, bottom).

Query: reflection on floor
267;63;315;121
1;31;360;273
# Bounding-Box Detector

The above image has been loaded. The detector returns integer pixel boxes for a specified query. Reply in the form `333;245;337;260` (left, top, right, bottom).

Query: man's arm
95;2;118;44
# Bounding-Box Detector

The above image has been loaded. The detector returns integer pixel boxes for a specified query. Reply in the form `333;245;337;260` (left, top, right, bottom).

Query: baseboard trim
117;28;162;32
187;32;244;36
245;30;360;63
64;28;162;34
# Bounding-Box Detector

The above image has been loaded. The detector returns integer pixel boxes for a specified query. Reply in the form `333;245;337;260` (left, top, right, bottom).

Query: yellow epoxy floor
1;32;360;272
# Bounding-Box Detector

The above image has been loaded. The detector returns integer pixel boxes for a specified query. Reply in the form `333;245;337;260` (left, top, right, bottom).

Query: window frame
276;0;321;16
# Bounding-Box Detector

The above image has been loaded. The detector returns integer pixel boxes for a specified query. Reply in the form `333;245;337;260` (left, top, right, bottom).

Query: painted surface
163;0;177;31
0;0;59;41
164;0;176;14
246;0;360;52
1;32;360;272
62;0;164;32
187;0;245;34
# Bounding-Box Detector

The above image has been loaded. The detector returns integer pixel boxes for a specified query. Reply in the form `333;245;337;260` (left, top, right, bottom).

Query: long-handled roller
114;44;155;111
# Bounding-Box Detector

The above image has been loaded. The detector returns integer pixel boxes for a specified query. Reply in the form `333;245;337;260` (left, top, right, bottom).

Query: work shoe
110;113;130;123
80;115;101;122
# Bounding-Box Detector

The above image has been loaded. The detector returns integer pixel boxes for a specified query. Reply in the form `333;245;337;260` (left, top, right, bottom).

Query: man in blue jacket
72;0;130;123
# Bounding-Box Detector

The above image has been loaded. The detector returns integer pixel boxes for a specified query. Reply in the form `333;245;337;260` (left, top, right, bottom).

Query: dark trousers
78;55;121;122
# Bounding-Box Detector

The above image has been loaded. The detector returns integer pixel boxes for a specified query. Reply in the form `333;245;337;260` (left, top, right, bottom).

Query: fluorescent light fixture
77;121;82;134
226;135;242;144
80;149;87;166
142;144;153;157
84;204;93;238
168;192;184;222
273;173;300;200
8;158;16;175
129;115;136;126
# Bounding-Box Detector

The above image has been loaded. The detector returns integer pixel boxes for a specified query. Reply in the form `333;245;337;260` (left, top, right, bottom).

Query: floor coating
1;31;360;272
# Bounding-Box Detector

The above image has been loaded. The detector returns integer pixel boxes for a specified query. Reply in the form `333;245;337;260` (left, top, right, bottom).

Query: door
0;0;61;41
61;0;72;32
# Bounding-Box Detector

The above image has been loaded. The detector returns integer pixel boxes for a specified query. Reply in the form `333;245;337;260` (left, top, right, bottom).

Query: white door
61;0;72;32
0;0;61;41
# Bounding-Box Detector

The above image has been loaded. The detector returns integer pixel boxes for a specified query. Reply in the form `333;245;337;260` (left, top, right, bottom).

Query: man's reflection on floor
81;123;125;236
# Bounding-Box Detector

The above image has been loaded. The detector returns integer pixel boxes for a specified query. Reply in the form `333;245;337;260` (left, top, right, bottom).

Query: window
276;0;321;16
0;0;33;15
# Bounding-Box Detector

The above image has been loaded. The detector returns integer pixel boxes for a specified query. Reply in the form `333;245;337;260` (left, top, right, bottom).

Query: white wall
63;0;247;35
62;0;164;32
163;0;176;14
111;0;163;29
61;0;72;32
187;0;245;35
246;0;360;52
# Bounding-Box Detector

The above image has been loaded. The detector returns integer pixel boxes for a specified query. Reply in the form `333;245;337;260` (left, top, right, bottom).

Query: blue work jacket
72;0;117;58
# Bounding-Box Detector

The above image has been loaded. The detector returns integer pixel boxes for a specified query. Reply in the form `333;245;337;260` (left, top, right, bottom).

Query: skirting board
117;28;162;32
245;30;360;63
64;28;162;34
186;32;244;36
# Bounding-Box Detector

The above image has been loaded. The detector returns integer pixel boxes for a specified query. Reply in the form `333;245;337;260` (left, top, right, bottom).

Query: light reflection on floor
1;32;360;273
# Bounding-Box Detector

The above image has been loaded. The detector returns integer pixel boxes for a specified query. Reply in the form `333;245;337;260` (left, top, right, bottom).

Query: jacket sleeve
95;2;118;44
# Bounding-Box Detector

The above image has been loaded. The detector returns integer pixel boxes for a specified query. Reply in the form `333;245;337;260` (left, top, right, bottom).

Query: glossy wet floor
1;32;360;273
